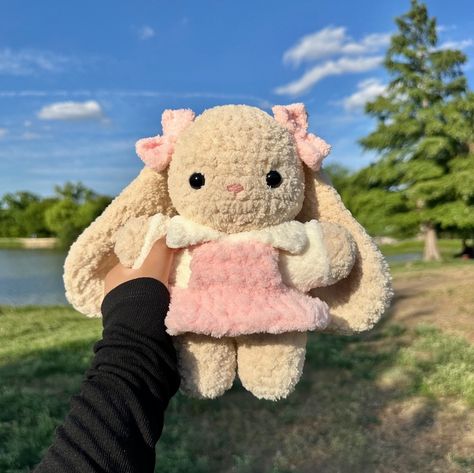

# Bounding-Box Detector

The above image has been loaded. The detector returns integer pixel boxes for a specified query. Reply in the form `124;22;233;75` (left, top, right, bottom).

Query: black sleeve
33;277;181;473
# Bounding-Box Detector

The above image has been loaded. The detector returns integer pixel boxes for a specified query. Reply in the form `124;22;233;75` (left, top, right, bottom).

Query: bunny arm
279;220;357;293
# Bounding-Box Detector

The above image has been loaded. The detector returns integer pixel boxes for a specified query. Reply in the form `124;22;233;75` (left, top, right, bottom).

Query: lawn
379;238;462;257
1;263;474;472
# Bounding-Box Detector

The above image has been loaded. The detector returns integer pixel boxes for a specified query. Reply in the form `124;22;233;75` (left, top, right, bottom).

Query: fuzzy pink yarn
166;240;330;337
135;108;195;171
272;103;331;171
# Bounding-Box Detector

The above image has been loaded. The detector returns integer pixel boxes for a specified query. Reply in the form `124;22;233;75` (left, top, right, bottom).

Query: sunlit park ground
1;241;474;473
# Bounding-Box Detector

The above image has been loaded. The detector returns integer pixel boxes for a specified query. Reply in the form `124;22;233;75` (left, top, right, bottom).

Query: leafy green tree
0;192;41;237
74;196;111;230
22;198;57;237
325;165;416;239
44;189;112;248
359;0;474;260
44;199;79;237
0;182;112;246
53;182;97;204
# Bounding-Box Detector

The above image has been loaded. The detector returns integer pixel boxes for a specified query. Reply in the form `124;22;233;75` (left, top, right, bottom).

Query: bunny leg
236;332;307;400
174;334;237;399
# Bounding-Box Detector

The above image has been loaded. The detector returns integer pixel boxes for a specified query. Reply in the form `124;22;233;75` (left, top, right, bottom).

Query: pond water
0;248;423;306
0;248;68;305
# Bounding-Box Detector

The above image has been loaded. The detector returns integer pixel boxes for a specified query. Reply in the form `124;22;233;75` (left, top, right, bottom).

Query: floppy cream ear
65;109;192;316
297;168;393;334
136;108;195;171
273;104;391;332
272;103;331;171
64;167;177;316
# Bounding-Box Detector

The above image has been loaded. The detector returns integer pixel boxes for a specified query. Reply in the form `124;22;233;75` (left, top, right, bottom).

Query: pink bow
136;109;195;171
272;103;331;171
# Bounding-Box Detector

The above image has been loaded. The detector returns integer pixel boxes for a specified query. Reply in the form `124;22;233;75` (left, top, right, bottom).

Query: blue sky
1;0;473;196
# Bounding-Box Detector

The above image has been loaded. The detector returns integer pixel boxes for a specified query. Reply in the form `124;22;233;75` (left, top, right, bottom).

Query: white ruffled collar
166;215;308;254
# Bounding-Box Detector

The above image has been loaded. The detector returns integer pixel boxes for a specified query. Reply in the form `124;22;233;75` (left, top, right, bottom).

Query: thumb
139;238;175;285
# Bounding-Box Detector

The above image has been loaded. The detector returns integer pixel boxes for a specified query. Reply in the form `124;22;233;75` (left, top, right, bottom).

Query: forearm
34;278;180;473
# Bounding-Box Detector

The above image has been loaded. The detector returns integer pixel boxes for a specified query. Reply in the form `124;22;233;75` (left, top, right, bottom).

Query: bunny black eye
266;170;282;188
189;172;205;189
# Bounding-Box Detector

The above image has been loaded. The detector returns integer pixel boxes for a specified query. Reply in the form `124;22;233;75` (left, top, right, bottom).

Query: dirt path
391;263;474;342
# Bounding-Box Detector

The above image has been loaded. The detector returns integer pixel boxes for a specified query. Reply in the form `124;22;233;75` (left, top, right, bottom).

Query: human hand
104;239;174;295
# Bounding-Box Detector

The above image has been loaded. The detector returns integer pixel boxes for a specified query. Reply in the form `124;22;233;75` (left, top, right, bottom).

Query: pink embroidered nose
227;183;244;194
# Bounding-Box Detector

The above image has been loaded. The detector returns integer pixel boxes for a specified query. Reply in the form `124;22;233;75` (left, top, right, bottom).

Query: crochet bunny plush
64;103;392;401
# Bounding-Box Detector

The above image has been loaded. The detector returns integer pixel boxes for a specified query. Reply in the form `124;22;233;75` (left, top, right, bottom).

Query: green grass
379;238;462;257
396;325;474;404
0;306;101;472
1;302;473;472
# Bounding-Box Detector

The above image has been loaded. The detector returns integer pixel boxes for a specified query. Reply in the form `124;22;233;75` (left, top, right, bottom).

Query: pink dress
165;239;329;338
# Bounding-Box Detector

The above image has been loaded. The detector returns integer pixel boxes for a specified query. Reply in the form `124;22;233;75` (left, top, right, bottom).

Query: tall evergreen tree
358;0;474;260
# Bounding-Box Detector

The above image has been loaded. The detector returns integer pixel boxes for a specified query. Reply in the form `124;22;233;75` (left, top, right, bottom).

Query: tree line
0;183;111;247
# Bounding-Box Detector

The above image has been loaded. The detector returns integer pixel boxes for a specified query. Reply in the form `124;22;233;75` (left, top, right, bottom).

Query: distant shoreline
0;237;58;249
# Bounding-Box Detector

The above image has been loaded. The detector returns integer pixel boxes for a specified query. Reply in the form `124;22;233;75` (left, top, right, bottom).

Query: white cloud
138;26;156;40
283;26;390;65
0;48;73;75
283;27;345;65
37;100;104;121
340;78;386;111
275;56;383;96
439;39;473;50
277;26;390;96
0;128;7;138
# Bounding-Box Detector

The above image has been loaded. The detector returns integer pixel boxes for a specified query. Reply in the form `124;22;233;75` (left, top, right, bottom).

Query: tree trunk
423;223;441;261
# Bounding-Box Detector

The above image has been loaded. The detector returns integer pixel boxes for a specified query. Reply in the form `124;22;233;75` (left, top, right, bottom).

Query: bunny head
136;104;330;233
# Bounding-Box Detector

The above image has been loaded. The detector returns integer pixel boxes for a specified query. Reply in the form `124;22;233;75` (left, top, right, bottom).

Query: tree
0;192;42;237
53;182;97;204
359;0;474;260
0;182;112;246
45;188;112;248
74;196;111;230
22;198;57;237
325;165;417;239
45;199;79;237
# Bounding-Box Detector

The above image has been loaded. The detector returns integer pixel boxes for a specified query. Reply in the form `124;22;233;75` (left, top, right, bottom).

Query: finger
141;239;175;283
143;239;173;264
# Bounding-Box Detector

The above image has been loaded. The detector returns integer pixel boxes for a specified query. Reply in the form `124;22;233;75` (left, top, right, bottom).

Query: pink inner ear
272;103;331;171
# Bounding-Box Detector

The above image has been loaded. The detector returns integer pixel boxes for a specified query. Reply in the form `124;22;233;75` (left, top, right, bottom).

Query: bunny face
167;105;306;233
